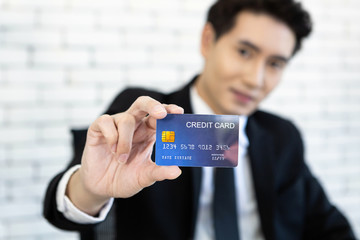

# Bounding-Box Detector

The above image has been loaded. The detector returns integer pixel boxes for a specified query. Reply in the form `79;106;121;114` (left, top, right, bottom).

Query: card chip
162;131;175;142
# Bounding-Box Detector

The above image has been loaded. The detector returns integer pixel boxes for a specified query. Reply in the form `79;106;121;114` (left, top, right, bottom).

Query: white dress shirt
190;86;264;240
56;85;264;240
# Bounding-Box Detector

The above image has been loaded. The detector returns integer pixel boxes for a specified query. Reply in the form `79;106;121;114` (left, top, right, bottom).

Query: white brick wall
0;0;359;239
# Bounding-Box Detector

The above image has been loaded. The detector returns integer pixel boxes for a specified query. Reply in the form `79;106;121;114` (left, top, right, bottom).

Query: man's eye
238;48;250;58
268;60;284;70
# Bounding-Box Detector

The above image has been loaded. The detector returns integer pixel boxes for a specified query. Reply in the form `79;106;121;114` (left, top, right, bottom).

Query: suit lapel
246;115;275;240
167;77;202;237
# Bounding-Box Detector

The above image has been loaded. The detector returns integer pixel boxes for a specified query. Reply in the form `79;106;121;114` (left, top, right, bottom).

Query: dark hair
206;0;312;55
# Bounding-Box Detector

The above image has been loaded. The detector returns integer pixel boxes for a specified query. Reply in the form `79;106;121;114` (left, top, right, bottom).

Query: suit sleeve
43;128;98;231
302;164;356;240
287;120;355;240
283;120;357;239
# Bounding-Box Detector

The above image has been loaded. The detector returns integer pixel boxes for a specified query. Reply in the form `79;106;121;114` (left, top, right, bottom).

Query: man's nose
243;61;265;88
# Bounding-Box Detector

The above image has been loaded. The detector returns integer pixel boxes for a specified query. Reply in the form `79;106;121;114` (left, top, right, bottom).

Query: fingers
89;114;135;163
146;104;184;130
115;102;183;158
89;114;118;153
127;96;167;122
113;113;136;162
89;97;184;164
164;104;184;114
127;97;183;122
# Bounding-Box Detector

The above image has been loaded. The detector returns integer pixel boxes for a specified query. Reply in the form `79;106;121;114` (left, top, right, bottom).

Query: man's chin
222;100;256;116
222;108;250;116
226;105;256;116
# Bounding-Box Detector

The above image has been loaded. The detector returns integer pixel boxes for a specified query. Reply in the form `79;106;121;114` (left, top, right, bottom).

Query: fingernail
118;154;128;163
153;105;166;114
172;106;183;112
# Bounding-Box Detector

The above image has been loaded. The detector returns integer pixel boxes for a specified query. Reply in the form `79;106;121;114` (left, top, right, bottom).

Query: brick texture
0;0;359;239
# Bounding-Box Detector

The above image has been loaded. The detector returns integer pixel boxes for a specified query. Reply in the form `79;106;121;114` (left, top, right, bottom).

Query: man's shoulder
251;109;299;132
249;109;302;145
120;87;166;98
250;110;305;185
105;79;194;115
114;87;167;103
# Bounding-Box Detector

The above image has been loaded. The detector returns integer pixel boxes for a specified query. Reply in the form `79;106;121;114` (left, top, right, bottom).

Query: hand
66;96;183;215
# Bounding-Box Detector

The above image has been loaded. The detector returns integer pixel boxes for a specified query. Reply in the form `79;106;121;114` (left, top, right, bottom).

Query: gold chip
162;131;175;142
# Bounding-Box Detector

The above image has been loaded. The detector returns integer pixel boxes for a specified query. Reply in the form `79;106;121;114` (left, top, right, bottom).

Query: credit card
155;114;239;167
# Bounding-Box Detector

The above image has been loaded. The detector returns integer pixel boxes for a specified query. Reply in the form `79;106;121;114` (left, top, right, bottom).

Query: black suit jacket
43;78;356;240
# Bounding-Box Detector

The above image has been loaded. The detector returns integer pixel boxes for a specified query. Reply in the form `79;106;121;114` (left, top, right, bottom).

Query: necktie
213;167;240;240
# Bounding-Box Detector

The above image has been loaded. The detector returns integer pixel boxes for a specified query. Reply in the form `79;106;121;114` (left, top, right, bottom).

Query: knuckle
115;113;135;126
98;114;112;125
138;96;157;107
137;96;151;102
134;96;152;107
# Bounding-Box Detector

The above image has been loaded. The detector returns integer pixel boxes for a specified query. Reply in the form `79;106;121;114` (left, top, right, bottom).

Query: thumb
140;166;182;188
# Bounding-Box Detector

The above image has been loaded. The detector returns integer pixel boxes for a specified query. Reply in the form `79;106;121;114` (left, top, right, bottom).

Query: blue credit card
155;114;239;167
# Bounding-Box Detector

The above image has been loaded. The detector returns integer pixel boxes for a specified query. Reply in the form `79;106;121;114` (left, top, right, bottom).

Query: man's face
196;11;296;115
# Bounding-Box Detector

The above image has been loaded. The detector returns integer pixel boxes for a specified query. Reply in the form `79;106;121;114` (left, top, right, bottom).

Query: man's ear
200;23;216;58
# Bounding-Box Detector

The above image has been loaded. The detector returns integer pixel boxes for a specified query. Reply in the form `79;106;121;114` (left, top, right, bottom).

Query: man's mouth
230;88;254;104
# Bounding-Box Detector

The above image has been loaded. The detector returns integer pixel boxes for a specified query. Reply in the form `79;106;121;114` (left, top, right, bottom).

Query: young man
44;0;356;239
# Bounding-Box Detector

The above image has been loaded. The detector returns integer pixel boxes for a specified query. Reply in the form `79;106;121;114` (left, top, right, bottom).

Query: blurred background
0;0;359;239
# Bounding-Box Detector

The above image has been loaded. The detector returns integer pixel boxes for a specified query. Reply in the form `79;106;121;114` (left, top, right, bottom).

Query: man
44;0;356;239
